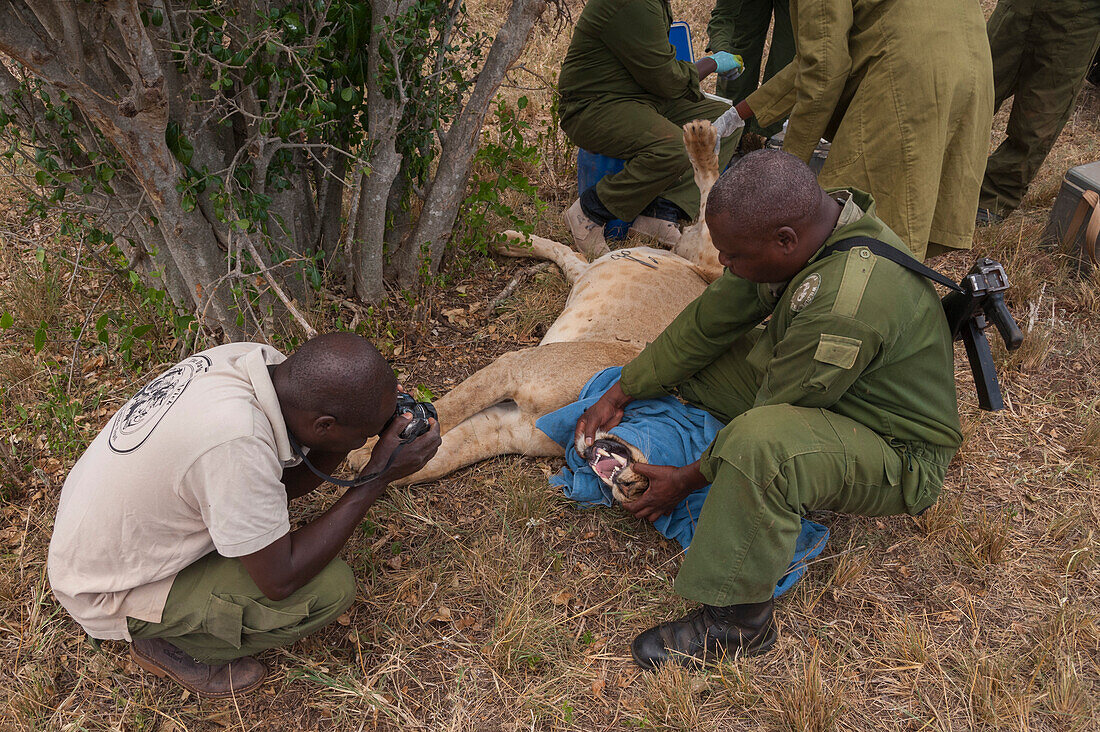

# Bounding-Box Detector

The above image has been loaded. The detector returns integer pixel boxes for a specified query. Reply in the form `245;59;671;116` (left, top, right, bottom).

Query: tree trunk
394;0;548;285
0;1;246;337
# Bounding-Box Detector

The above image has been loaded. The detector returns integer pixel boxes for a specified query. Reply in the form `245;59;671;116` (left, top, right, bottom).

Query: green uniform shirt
558;0;703;107
619;188;962;465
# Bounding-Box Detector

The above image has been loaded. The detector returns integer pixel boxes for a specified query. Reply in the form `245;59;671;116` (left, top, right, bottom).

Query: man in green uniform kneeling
576;150;962;667
558;0;743;255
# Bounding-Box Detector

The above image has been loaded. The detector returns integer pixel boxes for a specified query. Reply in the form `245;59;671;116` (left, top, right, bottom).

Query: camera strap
822;236;964;293
286;430;395;489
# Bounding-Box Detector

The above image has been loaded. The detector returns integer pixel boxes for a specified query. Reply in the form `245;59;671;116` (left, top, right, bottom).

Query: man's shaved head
703;149;840;283
278;332;395;427
706;149;824;239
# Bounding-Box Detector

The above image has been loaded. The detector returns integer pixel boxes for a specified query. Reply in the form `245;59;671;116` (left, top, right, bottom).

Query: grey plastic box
1042;160;1100;266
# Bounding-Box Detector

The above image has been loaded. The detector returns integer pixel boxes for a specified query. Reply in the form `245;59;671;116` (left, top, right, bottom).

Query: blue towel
535;367;829;598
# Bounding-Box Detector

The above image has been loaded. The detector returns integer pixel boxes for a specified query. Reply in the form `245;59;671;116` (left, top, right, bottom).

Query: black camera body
393;392;438;442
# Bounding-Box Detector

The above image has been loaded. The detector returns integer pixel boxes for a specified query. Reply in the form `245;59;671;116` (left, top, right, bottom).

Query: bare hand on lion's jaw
575;381;633;448
622;460;708;522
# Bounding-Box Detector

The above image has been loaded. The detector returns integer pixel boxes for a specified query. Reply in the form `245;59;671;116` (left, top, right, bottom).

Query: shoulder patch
789;273;821;313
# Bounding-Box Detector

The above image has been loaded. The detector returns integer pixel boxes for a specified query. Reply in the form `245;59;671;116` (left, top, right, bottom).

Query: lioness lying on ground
349;121;726;490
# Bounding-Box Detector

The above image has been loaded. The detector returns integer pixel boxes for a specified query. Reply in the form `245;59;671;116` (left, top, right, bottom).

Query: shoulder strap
823;236;963;293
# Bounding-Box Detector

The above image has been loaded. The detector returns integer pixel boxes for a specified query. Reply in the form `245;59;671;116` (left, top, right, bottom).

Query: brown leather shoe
131;638;267;698
563;198;610;258
629;215;682;246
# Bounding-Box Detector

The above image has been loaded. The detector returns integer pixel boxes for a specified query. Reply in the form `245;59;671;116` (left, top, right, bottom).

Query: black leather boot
630;598;777;670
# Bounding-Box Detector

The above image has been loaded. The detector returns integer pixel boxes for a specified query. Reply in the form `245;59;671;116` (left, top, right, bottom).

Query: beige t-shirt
48;343;300;640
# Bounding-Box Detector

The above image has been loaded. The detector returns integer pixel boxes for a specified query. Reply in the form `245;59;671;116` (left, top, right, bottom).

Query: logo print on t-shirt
108;355;211;454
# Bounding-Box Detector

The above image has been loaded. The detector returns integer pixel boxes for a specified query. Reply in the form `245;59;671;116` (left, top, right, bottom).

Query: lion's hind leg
683;120;720;220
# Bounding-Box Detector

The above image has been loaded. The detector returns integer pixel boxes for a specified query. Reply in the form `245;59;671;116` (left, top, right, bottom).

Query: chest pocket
802;334;862;392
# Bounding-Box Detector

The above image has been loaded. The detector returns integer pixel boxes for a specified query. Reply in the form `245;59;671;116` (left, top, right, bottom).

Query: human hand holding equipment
708;51;744;80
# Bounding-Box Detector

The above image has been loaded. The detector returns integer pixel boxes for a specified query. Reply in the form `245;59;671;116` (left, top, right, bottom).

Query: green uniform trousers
560;96;739;222
980;0;1100;216
127;552;356;665
707;0;795;138
670;332;952;606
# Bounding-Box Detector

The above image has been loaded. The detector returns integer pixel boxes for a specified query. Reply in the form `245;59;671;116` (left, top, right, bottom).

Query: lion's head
576;431;649;503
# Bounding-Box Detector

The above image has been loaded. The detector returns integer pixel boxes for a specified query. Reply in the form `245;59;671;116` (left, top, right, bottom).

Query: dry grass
2;0;1100;729
496;268;570;341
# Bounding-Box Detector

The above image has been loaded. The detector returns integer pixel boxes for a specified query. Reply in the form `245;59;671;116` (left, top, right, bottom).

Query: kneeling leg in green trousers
670;334;935;606
674;404;911;605
127;552;356;665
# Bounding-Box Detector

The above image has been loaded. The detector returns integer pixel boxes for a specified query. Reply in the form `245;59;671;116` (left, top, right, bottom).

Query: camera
392;392;438;442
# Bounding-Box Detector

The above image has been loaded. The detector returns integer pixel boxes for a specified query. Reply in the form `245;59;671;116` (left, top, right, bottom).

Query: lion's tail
495;231;590;284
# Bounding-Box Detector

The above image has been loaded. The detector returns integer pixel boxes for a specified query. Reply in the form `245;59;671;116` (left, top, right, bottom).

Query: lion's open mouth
585;439;632;487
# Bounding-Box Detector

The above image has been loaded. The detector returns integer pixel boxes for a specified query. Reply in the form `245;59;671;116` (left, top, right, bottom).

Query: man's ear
311;414;337;437
775;225;798;253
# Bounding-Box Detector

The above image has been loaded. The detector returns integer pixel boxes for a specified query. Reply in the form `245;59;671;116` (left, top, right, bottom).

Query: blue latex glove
708;51;744;79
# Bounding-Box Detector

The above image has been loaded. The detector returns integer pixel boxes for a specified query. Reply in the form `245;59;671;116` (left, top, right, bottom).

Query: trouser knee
709;405;804;480
311;558;357;621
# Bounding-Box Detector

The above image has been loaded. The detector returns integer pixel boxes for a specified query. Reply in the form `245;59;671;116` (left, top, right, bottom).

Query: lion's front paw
683;119;718;166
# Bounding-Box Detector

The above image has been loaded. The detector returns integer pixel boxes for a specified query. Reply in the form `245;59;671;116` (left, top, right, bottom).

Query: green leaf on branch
165;122;194;166
33;324;47;353
0;311;13;329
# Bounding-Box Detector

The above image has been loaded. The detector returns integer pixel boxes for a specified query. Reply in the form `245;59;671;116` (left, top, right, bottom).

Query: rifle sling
822;236;964;293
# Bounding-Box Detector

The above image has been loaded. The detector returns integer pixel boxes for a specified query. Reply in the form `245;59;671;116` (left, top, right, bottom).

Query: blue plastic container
668;21;694;62
576;149;631;240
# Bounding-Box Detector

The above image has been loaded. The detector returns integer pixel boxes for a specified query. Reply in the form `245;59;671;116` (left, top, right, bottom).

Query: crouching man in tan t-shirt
47;332;440;698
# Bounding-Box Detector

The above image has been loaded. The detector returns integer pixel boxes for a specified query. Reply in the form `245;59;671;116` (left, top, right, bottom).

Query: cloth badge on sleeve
790;273;821;312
